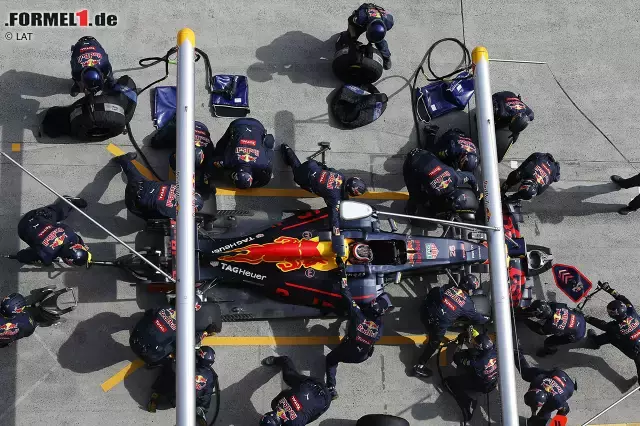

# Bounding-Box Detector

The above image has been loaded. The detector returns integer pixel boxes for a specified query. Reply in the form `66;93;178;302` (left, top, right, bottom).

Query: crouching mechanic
515;346;575;425
210;118;275;189
403;148;478;218
444;332;498;422
260;356;332;426
493;91;534;137
0;293;37;348
281;144;367;258
70;36;114;97
501;152;560;202
326;260;392;399
129;302;219;368
112;152;204;220
341;3;394;70
423;126;479;173
413;274;489;378
523;300;586;357
16;197;91;266
147;346;217;426
585;282;640;384
168;121;216;194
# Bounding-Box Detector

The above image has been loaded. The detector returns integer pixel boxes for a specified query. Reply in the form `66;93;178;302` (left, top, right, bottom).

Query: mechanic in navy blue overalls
515;346;575;425
16;197;91;267
147;346;217;426
493;91;534;135
413;274;489;378
280;144;367;258
112;152;204;220
0;293;37;348
585;283;640;385
403;148;478;218
209;118;275;189
444;332;498;422
260;356;332;426
69;36;114;97
500;152;560;202
423;126;480;173
522;300;586;357
169;122;216;194
610;172;640;215
340;3;394;70
325;246;392;399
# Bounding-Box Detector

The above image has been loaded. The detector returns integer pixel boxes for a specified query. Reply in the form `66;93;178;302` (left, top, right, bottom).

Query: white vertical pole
175;27;196;426
473;46;519;425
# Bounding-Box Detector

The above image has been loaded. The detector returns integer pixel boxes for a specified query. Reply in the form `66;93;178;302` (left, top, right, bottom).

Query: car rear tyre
357;414;410;426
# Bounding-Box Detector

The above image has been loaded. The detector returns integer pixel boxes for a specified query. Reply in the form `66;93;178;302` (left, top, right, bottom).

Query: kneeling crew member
586;282;640;384
403;148;477;216
281;144;367;258
260;356;332;426
444;332;498;422
342;3;394;70
169;121;216;194
16;197;91;266
515;346;575;424
501;152;560;202
413;274;489;378
426;127;479;173
112;152;204;220
0;293;37;348
210;118;275;189
70;36;114;97
493;91;534;135
523;300;586;357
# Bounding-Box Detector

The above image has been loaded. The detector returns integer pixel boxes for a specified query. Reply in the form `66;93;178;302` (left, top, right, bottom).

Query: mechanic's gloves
196;408;207;426
598;281;616;295
423;124;439;147
557;406;570;416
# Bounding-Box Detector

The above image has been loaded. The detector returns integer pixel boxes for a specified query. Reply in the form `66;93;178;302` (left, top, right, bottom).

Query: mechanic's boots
147;393;159;413
261;356;278;366
280;144;294;167
383;57;392;70
536;345;557;357
586;329;601;349
611;175;630;189
70;81;81;97
413;364;432;378
328;386;339;400
62;196;88;209
619;207;634;216
112;152;138;164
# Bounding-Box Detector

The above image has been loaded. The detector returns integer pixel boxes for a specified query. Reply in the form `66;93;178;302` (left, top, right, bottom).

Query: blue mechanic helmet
1;293;26;317
197;346;216;366
80;66;104;93
346;177;367;197
459;153;479;172
260;412;283;426
366;19;387;44
194;192;204;212
233;167;253;189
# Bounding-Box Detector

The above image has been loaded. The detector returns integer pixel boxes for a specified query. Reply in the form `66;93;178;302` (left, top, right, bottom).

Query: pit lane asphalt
1;0;640;425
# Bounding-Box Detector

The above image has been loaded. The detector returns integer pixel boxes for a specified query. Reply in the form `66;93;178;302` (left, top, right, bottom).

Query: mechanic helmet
459;152;479;172
194;146;205;167
531;300;553;320
368;292;393;317
345;177;367;197
1;293;26;318
80;66;104;94
61;243;92;266
458;274;481;293
607;299;628;320
194;192;204;212
197;346;216;367
232;166;253;189
366;19;387;44
472;333;494;351
509;114;530;134
260;412;283;426
349;242;373;264
524;388;548;409
449;188;479;213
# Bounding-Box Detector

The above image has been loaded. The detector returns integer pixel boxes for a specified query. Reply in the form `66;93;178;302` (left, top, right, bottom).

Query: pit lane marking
100;359;145;392
105;143;410;200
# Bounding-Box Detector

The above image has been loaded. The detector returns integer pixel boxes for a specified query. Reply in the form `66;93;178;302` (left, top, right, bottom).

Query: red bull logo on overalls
276;398;297;420
0;322;19;338
357;320;379;338
77;52;103;67
195;375;207;391
430;171;452;191
620;316;640;336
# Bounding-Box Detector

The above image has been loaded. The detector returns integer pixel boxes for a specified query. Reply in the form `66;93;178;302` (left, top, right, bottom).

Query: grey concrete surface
0;0;639;425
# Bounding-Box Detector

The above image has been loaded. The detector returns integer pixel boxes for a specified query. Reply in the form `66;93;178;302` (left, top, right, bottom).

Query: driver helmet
61;243;92;266
366;19;387;44
458;273;481;293
80;66;104;94
524;388;548;409
197;346;216;367
1;293;26;318
509;114;530;134
345;177;367;197
368;292;393;317
232;166;253;189
472;333;494;351
607;300;628;321
531;300;553;320
459;152;479;172
260;412;283;426
349;242;373;264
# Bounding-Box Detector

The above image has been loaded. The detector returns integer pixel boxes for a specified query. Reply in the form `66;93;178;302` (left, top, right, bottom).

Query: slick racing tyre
332;42;384;84
69;93;127;142
357;414;410;426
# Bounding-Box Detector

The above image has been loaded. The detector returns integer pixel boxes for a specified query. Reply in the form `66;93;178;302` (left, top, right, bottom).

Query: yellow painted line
106;143;159;181
100;359;145;392
215;187;409;200
11;143;20;152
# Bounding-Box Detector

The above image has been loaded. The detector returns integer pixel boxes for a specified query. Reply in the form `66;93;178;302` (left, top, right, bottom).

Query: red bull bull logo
195;375;207;391
357;320;379;338
0;322;19;338
218;236;335;272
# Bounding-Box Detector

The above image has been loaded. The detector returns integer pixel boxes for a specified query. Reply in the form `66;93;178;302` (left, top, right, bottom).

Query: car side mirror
340;201;373;221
